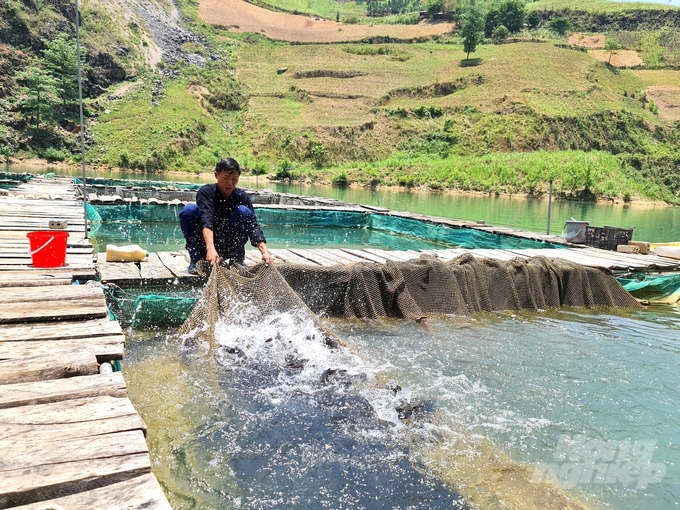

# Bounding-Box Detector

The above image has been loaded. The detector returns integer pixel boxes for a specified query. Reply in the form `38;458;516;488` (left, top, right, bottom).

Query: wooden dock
0;177;170;509
3;175;680;508
95;244;680;286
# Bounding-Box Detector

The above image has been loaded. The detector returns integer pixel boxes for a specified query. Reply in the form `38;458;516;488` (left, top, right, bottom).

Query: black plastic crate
585;226;634;251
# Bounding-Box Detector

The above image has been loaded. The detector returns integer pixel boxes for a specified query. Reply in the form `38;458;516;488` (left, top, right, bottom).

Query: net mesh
178;254;641;349
177;260;342;354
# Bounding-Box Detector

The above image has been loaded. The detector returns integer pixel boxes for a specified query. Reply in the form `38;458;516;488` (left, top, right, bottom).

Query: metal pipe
547;180;553;235
75;0;88;240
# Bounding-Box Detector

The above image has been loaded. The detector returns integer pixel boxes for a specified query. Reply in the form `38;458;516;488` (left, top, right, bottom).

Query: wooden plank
317;248;367;265
0;372;127;409
0;346;99;384
0;429;148;470
0;271;72;287
244;250;261;266
363;248;409;262
0;284;105;304
288;249;336;267
312;249;352;266
0;395;145;443
0;318;122;342
96;253;141;284
10;473;171;510
156;250;197;279
0;335;125;362
0;431;150;509
403;250;423;260
140;252;174;281
269;248;314;265
0;299;107;324
341;248;387;264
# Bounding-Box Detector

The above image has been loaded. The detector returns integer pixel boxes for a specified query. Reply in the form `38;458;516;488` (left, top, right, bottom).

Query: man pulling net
179;157;272;275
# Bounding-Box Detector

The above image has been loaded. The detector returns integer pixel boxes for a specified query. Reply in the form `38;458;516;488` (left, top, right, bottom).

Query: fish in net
177;260;342;355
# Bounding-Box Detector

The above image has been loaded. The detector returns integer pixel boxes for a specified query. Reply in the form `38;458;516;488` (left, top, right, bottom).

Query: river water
6;165;680;508
7;165;680;242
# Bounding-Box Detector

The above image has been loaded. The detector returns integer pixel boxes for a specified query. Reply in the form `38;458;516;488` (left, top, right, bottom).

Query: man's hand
206;247;220;266
203;227;220;266
258;242;273;266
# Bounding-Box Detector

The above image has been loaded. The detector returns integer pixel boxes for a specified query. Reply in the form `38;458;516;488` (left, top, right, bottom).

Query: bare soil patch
645;86;680;121
590;49;644;67
569;33;605;49
198;0;453;43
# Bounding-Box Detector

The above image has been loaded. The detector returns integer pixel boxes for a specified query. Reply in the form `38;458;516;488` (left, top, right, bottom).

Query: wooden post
547;180;553;235
76;0;88;240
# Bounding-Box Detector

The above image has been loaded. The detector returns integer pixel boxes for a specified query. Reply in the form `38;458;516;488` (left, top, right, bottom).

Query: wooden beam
0;335;125;362
0;318;122;342
96;253;142;284
0;299;107;324
140;253;175;282
10;473;171;510
0;346;99;384
0;372;128;409
0;431;150;508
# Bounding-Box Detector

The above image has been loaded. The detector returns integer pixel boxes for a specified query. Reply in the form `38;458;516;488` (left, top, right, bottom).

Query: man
179;157;272;274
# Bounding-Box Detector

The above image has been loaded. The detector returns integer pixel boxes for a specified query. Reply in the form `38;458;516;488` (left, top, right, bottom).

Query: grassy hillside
2;0;680;203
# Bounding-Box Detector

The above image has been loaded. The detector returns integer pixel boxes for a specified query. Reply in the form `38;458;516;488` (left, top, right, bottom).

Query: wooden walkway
96;244;680;286
0;177;170;509
3;175;679;508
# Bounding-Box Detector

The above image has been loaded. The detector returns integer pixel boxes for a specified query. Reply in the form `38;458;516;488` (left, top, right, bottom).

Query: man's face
215;169;240;197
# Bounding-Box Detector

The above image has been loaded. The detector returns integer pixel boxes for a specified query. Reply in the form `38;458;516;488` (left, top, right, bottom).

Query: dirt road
198;0;453;42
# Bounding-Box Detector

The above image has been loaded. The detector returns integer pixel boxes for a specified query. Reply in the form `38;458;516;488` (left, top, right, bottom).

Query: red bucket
27;231;69;267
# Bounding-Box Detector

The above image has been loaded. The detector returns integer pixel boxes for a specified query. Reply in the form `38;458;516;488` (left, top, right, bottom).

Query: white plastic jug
105;244;149;262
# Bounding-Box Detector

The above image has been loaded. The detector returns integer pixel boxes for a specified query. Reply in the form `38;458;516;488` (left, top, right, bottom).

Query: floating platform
95;244;680;286
0;177;171;509
2;174;680;508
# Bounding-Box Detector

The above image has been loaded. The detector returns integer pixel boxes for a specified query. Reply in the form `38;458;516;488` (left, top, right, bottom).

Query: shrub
527;11;540;29
331;171;349;186
276;159;294;179
119;150;130;168
548;17;572;37
492;25;510;44
252;162;267;175
40;147;66;162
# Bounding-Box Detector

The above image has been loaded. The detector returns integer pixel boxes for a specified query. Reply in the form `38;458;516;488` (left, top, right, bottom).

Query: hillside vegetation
0;0;679;203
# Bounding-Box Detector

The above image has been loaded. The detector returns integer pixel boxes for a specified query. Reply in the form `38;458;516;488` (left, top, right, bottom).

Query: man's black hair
215;157;241;174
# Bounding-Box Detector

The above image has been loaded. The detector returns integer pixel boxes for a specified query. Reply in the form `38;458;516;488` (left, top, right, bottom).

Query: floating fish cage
585;226;634;251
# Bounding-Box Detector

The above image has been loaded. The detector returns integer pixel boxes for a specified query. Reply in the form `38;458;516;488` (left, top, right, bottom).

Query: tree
485;0;525;37
547;17;571;37
604;38;622;64
427;0;442;16
500;0;525;33
526;10;540;29
441;0;457;14
492;24;509;43
461;0;484;60
42;33;84;109
14;65;61;129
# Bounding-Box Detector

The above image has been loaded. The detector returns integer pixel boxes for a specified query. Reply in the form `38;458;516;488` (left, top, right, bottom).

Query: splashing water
124;301;680;509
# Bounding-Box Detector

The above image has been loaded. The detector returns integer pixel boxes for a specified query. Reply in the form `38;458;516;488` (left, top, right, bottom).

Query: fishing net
177;260;342;354
178;254;641;350
278;253;642;319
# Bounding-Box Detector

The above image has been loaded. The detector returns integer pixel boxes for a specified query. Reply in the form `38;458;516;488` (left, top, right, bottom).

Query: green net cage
102;283;202;328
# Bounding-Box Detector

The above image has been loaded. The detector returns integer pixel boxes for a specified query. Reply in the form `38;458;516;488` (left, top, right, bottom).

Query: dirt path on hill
198;0;453;42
